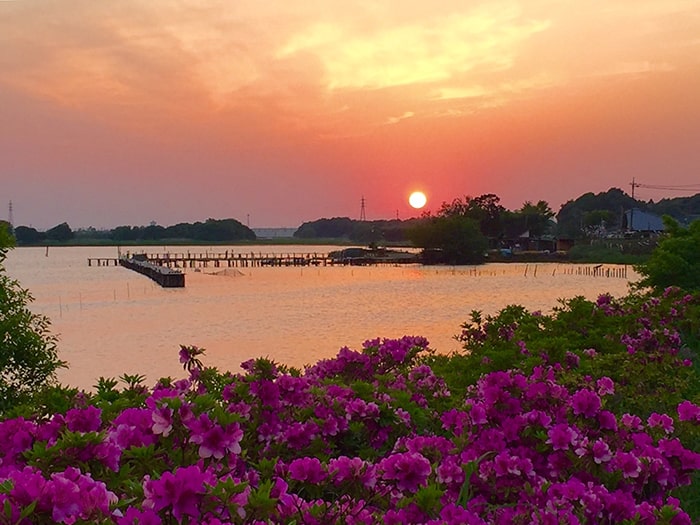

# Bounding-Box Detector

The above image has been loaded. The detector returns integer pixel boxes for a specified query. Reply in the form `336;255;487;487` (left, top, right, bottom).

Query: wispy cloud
277;4;550;91
385;111;415;124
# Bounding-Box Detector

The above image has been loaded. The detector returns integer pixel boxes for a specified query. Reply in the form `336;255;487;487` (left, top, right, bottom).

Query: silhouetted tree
45;222;73;242
556;188;635;238
13;226;45;244
408;215;487;264
518;200;555;237
438;194;505;238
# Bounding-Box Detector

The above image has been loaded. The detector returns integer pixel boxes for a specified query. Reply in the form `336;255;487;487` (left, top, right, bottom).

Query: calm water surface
6;245;637;390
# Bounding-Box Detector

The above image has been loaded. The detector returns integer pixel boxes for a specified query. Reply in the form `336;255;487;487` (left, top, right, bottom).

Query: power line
637;184;700;192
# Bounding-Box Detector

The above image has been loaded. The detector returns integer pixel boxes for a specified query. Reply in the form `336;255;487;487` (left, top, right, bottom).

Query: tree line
10;218;256;245
8;186;700;250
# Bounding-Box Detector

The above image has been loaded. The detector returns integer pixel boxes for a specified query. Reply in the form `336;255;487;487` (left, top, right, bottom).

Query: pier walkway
88;250;421;270
117;256;185;287
147;251;333;268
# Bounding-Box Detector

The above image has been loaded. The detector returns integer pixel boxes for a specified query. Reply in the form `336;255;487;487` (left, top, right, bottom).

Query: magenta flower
591;439;613;464
547;423;577;451
187;414;243;459
648;413;675;434
493;451;532;477
47;472;84;523
250;380;280;408
614;452;642;479
468;403;488;425
379;452;431;493
596;377;615;396
620;413;643;430
598;410;618;431
150;405;173;437
143;465;214;521
678;400;700;422
328;456;376;488
346;398;380;421
571;389;601;418
108;408;158;450
117;507;163;524
65;406;102;433
288;457;327;484
7;467;47;509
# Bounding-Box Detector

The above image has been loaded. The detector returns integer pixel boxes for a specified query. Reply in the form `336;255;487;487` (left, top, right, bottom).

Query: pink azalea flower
65;406;102;433
288;457;327;484
150;406;173;437
571;389;602;418
596;377;615;396
143;465;214;521
647;413;675;434
547;423;577;451
678;400;700;422
615;452;642;479
379;452;431;493
592;439;613;464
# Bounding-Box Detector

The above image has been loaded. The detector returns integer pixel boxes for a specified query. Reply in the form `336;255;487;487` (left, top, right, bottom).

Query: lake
5;245;637;390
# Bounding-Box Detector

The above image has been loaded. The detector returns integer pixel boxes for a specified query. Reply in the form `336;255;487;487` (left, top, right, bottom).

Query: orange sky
2;0;700;229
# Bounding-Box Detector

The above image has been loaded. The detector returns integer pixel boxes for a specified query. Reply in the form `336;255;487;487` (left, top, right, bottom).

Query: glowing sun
409;191;427;209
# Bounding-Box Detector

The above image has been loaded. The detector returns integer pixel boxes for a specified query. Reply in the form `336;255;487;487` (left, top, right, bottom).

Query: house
623;209;665;233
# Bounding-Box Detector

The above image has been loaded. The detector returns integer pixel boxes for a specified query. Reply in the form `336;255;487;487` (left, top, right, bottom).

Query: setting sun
409;191;427;209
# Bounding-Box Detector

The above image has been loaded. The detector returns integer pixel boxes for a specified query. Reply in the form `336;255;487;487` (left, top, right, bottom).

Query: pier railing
88;251;421;269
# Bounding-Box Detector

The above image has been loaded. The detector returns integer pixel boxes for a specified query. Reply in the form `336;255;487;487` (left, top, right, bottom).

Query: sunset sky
2;0;699;229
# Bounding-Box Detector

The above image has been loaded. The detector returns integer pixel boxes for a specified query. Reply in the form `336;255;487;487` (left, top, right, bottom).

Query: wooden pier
87;250;419;288
118;256;185;288
94;250;422;269
147;251;332;268
87;257;120;266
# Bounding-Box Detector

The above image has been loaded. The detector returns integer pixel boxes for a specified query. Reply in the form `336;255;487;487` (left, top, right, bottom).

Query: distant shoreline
13;238;649;265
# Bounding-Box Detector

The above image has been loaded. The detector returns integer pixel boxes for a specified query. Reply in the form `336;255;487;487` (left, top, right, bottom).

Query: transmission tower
8;200;13;231
360;196;366;221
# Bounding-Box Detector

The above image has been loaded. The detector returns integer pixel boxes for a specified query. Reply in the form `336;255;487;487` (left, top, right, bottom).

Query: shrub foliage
0;224;65;412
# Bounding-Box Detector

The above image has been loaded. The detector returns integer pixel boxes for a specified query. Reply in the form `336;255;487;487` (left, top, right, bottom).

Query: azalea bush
0;330;699;524
443;287;700;416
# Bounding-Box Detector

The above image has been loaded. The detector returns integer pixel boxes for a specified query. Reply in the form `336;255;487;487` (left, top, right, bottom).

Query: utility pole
629;178;640;232
360;196;366;221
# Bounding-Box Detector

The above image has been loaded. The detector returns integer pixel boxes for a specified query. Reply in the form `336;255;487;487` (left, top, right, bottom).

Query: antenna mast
360;196;366;221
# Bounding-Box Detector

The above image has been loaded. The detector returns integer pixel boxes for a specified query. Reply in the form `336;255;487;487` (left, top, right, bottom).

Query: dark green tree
141;224;166;241
45;222;73;242
518;200;555;237
408;215;488;264
556;188;635;238
582;210;614;229
635;216;700;292
111;226;139;242
294;217;355;239
14;225;45;244
0;224;65;412
438;193;505;238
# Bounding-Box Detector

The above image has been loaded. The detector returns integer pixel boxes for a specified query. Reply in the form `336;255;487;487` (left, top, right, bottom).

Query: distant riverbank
15;238;650;265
